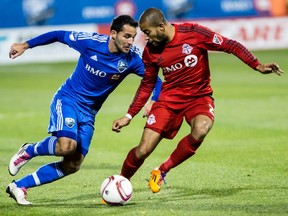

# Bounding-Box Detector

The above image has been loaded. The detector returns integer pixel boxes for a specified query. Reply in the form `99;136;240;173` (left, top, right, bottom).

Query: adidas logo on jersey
90;55;98;61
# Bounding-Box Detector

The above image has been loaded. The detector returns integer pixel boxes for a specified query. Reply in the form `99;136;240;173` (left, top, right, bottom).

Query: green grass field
0;49;287;216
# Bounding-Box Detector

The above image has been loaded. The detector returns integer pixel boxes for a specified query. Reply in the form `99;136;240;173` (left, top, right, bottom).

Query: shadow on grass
19;192;136;209
3;185;287;215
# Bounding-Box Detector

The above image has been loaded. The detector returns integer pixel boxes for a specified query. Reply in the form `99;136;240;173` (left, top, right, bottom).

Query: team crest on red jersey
182;44;193;54
147;114;156;125
212;34;223;45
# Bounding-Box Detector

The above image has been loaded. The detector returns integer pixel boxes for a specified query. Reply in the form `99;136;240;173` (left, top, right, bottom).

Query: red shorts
145;95;215;139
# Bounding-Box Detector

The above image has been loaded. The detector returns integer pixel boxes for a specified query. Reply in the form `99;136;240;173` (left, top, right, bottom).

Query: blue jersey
27;30;161;115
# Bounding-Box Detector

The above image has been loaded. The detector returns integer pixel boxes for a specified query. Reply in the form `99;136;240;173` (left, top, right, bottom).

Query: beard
114;39;130;53
147;34;168;52
149;32;169;46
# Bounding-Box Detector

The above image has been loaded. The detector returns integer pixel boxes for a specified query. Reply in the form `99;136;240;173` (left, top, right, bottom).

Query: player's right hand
9;42;29;59
112;116;131;133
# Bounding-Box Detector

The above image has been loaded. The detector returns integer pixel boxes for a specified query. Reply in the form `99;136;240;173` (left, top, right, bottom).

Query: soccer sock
159;134;203;173
14;161;65;189
25;136;57;158
120;147;144;180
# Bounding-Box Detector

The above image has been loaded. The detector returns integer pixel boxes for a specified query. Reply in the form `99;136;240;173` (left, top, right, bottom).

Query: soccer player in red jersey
112;8;283;193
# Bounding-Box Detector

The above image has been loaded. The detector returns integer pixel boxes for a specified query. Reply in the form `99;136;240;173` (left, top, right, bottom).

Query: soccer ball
100;175;133;205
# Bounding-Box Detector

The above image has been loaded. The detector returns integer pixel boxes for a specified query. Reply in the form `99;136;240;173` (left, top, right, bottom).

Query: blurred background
0;0;287;64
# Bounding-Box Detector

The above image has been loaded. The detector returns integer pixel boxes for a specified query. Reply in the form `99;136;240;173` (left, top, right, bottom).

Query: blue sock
25;136;57;158
15;162;65;189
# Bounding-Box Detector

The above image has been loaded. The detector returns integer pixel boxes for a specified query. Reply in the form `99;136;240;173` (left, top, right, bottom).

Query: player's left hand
142;100;155;117
256;63;283;76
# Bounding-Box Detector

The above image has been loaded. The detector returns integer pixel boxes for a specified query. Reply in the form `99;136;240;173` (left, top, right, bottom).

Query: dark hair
110;15;138;32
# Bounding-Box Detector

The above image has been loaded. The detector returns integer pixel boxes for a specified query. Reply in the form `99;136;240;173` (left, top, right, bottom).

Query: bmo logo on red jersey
162;63;183;73
162;54;198;73
184;55;198;67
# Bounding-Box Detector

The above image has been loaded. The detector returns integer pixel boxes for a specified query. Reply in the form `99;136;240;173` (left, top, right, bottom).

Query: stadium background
0;0;287;64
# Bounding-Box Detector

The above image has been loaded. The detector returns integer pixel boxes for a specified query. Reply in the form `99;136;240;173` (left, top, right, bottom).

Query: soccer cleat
100;198;107;204
6;182;32;205
148;169;166;193
8;143;32;176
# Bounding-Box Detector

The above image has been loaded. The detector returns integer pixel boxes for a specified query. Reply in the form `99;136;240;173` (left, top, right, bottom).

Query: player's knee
197;126;209;138
67;164;81;174
61;161;81;175
136;146;150;160
57;137;77;156
193;122;212;140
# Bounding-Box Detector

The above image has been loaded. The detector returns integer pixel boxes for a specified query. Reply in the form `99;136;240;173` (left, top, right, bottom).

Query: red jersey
128;23;260;117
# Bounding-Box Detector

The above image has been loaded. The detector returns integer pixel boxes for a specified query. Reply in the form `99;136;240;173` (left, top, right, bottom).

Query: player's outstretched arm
112;116;131;133
9;42;29;59
256;63;284;76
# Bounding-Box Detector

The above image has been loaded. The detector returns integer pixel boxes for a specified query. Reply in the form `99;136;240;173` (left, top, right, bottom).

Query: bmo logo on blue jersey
85;64;107;77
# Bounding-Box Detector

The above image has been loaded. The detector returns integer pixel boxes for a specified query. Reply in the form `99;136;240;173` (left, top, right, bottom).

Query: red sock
120;147;144;180
159;135;203;173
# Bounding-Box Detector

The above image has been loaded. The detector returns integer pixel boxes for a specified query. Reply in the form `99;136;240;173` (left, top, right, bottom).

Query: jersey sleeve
62;31;93;53
193;23;260;70
127;48;160;117
132;49;162;102
151;76;162;101
27;30;94;54
27;30;67;48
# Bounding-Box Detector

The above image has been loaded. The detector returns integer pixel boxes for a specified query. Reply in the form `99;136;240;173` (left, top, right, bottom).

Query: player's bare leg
149;115;214;193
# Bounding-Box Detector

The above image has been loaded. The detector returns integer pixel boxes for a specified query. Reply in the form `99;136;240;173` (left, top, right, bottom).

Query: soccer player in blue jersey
6;15;161;205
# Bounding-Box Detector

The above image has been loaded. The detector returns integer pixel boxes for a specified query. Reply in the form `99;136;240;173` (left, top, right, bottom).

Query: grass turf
0;49;287;215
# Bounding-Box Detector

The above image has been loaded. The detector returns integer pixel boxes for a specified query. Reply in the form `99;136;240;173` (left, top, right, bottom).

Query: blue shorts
48;95;95;156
